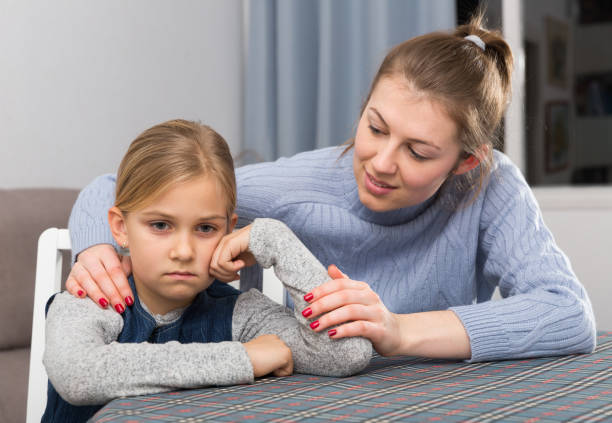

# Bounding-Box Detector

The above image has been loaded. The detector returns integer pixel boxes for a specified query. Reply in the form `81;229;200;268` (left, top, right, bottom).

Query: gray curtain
243;0;456;163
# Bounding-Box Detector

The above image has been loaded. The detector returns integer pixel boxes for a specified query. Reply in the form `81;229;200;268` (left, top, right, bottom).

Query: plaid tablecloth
91;331;612;422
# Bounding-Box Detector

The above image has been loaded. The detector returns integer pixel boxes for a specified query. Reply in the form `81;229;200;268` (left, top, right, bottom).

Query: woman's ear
454;145;489;175
108;206;128;247
227;213;238;234
454;154;480;175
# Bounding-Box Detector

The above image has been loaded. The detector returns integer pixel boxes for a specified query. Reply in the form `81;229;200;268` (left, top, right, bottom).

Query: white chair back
26;228;70;423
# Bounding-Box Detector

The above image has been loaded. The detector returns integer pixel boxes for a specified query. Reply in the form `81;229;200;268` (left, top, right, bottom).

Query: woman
65;16;595;362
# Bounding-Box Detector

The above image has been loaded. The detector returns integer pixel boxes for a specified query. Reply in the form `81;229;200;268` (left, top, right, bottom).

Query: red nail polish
77;290;84;297
303;293;313;302
302;307;312;317
114;304;125;313
310;320;319;330
125;296;134;306
328;329;337;337
99;298;108;308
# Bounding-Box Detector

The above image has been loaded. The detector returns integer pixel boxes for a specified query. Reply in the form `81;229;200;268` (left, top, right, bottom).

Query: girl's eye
368;125;385;136
151;221;170;231
197;224;216;233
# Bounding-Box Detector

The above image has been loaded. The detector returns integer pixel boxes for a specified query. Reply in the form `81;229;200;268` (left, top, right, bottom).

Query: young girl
42;120;371;422
66;15;595;362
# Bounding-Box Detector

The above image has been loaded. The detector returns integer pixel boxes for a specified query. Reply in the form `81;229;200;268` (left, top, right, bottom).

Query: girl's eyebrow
141;211;226;221
367;107;441;151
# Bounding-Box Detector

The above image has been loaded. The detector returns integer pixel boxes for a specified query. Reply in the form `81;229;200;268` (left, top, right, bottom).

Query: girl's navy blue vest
42;278;240;422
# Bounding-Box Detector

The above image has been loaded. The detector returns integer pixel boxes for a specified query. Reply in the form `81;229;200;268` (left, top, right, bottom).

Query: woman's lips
364;171;396;196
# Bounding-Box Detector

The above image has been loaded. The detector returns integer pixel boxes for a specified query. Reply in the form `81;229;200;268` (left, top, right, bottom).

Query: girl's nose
170;234;194;261
371;142;398;175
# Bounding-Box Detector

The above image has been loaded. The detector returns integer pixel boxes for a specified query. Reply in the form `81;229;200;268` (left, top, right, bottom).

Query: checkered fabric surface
90;332;611;422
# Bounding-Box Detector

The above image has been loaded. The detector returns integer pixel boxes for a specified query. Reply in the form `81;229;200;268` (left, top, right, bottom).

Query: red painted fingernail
99;298;108;308
302;307;312;317
77;290;84;297
125;296;134;306
310;320;319;330
328;329;337;337
303;293;313;302
114;304;125;313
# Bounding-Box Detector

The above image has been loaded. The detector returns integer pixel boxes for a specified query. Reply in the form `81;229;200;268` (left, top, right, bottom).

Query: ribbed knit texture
69;147;596;362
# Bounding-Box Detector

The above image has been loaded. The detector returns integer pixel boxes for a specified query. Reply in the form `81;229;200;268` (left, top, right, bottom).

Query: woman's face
353;76;469;212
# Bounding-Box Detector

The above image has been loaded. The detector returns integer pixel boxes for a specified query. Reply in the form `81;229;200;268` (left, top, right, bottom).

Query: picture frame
546;17;569;88
545;101;570;173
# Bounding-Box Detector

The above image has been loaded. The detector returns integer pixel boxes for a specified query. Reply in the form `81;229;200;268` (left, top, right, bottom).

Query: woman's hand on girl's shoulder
65;244;133;314
210;224;256;282
303;265;403;357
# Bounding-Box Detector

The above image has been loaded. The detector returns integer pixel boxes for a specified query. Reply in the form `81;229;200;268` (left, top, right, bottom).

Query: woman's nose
371;142;398;174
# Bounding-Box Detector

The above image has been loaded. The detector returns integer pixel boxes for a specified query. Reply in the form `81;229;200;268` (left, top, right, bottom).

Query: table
91;332;612;422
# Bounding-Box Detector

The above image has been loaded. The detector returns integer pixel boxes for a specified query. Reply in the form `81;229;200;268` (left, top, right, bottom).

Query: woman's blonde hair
115;119;236;217
346;13;513;199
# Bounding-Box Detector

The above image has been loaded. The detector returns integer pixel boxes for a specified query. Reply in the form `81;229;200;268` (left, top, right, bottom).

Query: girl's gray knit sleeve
44;292;254;406
232;218;372;377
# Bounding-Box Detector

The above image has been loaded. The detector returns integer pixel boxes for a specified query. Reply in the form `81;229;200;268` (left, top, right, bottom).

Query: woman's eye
408;146;429;161
368;125;384;135
197;224;215;233
151;221;170;231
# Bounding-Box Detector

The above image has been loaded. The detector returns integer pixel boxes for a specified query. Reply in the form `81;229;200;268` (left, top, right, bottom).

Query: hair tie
464;34;485;51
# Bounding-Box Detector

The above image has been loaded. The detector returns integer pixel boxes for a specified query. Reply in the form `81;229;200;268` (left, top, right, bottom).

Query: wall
534;187;612;330
0;0;243;189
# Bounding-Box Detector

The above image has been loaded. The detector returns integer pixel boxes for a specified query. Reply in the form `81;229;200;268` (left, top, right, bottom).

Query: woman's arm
304;157;596;362
302;272;471;359
44;292;255;406
65;174;134;310
214;218;372;376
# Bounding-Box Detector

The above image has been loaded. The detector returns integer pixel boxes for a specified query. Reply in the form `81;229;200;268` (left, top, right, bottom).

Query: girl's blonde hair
115;119;236;217
346;13;513;198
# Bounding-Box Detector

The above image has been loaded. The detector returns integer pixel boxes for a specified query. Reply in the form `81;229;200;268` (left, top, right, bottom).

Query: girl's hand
65;244;133;313
243;334;293;377
304;264;403;357
210;225;256;282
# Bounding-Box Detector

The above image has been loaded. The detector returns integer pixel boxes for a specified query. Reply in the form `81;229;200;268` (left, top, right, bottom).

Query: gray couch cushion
0;188;78;350
0;348;30;423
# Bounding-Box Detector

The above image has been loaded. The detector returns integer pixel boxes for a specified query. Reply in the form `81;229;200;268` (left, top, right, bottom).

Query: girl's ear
227;213;238;234
108;206;128;246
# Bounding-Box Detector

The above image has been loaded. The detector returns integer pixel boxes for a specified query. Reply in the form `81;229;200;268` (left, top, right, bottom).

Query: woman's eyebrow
368;107;441;151
368;108;388;126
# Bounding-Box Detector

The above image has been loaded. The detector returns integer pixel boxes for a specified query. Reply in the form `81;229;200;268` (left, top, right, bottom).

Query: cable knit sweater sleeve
68;173;118;263
449;156;596;362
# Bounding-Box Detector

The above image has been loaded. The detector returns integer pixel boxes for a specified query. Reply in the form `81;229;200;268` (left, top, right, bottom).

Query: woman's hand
243;334;293;377
304;265;404;356
65;244;133;313
306;265;472;359
210;225;256;282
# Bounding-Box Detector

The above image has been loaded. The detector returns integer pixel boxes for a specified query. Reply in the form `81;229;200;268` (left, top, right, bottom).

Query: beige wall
0;0;243;189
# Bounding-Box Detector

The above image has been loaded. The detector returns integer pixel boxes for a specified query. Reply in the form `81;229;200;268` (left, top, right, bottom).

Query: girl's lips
166;272;197;280
364;171;396;196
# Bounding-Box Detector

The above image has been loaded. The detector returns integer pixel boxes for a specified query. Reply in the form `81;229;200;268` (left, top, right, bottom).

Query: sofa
0;188;79;423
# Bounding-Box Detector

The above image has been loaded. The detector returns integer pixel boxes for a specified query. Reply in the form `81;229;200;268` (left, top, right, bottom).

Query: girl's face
353;76;473;212
111;175;235;315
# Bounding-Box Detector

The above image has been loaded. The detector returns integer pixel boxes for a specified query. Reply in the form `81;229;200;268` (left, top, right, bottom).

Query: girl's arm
215;218;372;376
44;292;255;406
